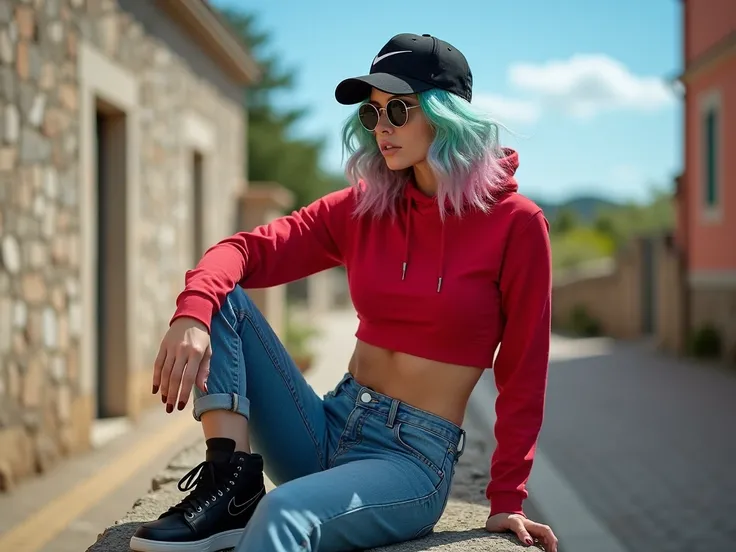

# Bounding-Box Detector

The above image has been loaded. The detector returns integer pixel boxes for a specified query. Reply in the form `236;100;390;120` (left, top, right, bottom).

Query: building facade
677;0;736;360
0;0;258;489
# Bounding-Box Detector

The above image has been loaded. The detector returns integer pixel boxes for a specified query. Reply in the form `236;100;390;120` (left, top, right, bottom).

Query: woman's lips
380;143;401;157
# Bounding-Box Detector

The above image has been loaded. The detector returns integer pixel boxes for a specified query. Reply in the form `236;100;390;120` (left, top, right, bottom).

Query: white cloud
473;93;541;125
609;164;643;184
606;164;670;202
507;54;676;119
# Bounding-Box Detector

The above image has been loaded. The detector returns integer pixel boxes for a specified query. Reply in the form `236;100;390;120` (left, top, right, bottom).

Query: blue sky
212;0;683;205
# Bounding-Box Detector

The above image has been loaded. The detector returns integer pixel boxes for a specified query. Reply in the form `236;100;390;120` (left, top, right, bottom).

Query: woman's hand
152;317;211;413
486;513;558;551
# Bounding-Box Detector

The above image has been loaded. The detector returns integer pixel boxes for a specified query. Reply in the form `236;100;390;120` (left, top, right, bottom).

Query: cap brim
335;73;433;105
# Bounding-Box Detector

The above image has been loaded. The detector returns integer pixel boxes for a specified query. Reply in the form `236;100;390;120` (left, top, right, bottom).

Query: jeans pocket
392;422;450;489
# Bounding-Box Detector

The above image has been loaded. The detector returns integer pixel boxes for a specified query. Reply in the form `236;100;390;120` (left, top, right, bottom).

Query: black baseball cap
335;33;473;105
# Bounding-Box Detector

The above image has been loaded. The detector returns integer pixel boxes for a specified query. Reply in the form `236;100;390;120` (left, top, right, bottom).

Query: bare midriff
348;340;484;427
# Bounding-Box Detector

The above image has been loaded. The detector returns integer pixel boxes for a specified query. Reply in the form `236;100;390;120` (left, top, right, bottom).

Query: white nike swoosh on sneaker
228;488;264;517
372;50;412;66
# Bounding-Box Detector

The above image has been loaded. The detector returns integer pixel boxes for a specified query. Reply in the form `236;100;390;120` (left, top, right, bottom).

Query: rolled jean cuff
192;392;250;421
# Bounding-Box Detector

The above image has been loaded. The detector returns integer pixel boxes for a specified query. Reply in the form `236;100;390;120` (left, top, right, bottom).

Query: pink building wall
681;0;736;272
685;0;736;62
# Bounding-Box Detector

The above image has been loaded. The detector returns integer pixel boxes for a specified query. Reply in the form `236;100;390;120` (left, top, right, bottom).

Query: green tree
593;212;623;246
547;184;676;271
592;188;674;250
551;208;578;235
217;8;346;208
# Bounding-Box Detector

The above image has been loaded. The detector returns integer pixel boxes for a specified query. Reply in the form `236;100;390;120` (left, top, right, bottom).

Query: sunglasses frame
358;98;421;132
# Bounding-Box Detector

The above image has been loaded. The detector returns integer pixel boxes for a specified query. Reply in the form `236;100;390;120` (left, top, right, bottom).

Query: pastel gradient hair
340;88;514;220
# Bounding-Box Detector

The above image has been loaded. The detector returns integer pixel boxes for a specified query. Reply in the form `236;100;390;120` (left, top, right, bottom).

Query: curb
465;368;623;552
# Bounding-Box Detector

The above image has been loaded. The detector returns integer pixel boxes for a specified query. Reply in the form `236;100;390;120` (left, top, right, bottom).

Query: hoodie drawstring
397;148;519;292
402;197;446;293
437;224;445;293
402;198;412;281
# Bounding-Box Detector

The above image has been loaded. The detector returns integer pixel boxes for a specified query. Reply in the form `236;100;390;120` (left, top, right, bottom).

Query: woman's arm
172;186;356;332
486;209;552;517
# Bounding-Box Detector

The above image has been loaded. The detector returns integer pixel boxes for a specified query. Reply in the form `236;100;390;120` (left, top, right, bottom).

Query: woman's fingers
152;318;211;412
507;516;534;546
152;344;166;394
178;346;208;410
195;347;211;394
159;348;177;404
486;513;558;552
165;349;188;413
525;521;558;552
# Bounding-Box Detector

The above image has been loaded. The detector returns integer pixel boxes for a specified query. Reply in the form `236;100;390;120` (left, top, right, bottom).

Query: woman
131;33;558;552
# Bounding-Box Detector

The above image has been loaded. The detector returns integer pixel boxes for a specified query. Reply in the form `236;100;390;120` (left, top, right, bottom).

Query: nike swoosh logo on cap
372;50;413;66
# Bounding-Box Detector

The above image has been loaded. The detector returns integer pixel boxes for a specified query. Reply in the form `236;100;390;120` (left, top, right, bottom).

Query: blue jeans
192;286;466;551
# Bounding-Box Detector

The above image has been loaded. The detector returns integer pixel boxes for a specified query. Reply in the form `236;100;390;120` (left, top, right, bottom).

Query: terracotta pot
292;355;313;374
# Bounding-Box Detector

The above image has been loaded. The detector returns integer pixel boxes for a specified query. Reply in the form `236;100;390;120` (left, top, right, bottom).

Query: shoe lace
164;461;236;518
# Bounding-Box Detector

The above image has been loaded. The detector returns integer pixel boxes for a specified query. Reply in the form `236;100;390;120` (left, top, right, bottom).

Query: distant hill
532;195;621;222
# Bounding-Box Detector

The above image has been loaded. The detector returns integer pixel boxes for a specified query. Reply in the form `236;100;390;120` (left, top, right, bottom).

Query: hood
402;147;519;210
399;148;519;292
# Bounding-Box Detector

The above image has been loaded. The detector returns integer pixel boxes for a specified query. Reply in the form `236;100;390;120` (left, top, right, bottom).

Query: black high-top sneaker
130;438;266;552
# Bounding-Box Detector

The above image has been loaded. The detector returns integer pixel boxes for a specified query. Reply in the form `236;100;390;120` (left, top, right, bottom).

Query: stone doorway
93;100;130;421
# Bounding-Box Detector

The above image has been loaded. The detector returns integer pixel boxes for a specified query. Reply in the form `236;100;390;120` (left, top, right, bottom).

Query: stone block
88;432;553;552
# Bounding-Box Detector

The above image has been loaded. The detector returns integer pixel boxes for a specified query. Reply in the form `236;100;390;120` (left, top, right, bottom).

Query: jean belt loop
456;429;466;458
385;399;400;428
332;372;352;396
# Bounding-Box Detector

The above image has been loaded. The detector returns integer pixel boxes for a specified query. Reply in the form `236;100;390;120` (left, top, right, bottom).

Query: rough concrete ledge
89;436;536;552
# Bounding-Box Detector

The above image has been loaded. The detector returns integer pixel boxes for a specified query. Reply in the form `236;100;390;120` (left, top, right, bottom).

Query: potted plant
284;318;319;373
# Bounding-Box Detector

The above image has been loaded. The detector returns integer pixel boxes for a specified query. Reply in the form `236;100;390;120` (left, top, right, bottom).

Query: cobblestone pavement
536;336;736;552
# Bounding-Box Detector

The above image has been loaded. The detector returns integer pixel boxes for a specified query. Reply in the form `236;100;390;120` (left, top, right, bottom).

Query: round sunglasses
358;99;421;132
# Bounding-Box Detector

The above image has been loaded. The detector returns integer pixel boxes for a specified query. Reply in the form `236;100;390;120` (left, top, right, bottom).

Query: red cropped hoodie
172;149;552;517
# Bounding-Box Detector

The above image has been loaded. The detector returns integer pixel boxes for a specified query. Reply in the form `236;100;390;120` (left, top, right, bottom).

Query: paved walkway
476;335;736;552
0;405;201;552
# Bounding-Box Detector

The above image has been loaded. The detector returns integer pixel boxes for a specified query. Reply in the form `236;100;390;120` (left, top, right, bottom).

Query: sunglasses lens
387;99;409;127
358;104;379;131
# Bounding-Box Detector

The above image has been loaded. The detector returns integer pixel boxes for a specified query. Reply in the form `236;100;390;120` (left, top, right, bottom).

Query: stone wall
89;436;535;552
0;0;247;490
552;236;684;345
654;236;687;355
552;231;736;362
551;247;642;340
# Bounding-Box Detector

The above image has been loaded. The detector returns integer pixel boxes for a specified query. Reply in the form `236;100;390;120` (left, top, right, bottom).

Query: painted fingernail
525;538;533;546
152;385;159;394
177;401;185;411
166;403;173;414
161;394;167;404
